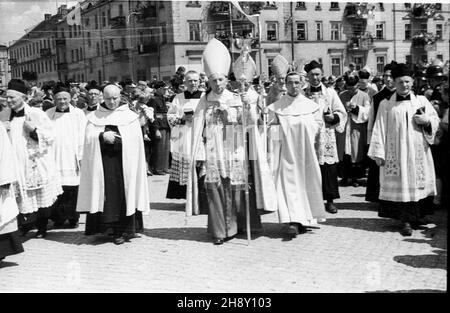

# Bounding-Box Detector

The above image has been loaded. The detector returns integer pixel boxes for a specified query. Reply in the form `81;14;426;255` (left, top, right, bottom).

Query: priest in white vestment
0;122;24;261
303;60;347;214
368;63;440;236
166;70;204;203
268;72;325;238
46;83;87;229
6;79;62;238
336;75;371;187
76;84;149;245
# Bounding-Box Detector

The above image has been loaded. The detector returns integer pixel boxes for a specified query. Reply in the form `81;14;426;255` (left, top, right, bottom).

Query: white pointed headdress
271;54;290;78
233;49;257;82
202;38;231;78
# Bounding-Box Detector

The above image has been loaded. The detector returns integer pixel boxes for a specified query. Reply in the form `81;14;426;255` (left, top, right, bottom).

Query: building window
435;3;442;10
437;54;443;61
110;39;114;52
405;24;411;40
98;70;102;83
71;50;74;62
268;58;274;76
267;22;277;41
316;22;323;40
87;32;91;47
376;23;384;39
376;56;385;74
160;23;167;44
85;17;89;26
331;57;341;76
107;9;111;22
331;22;340;40
406;55;412;64
79;47;83;60
379;3;384;11
121;37;126;49
119;4;123;16
436;24;443;39
330;2;339;10
354;57;364;70
102;12;106;27
189;21;201;41
89;59;93;73
75;49;79;62
296;2;306;10
315;2;321;10
420;23;427;34
186;1;201;7
45;61;48;73
404;3;411;9
264;2;277;9
296;22;307;40
104;40;108;55
69;26;72;38
95;14;98;29
96;43;100;56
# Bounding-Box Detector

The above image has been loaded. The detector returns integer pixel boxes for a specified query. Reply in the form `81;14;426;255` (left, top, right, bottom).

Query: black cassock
365;87;395;202
85;124;143;236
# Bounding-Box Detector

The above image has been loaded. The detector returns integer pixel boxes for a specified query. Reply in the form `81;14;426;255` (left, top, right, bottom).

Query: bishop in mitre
186;39;276;245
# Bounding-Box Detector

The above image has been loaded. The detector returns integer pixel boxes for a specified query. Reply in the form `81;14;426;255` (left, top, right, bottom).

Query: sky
0;0;78;46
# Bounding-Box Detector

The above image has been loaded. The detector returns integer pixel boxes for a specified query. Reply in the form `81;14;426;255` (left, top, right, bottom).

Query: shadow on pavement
141;227;211;243
23;230;116;246
334;202;379;212
322;217;399;233
149;202;186;212
393;210;447;271
0;261;19;269
350;194;367;198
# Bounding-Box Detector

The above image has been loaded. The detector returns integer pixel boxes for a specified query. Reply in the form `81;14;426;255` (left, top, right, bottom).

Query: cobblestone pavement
0;175;446;293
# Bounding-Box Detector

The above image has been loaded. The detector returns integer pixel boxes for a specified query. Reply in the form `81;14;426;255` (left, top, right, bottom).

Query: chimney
57;5;68;16
44;14;52;20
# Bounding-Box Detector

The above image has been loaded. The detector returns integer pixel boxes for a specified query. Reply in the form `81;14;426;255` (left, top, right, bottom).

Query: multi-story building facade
9;1;450;84
0;45;11;89
9;5;69;86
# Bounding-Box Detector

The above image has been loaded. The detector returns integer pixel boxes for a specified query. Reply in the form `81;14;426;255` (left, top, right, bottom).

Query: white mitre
202;38;231;79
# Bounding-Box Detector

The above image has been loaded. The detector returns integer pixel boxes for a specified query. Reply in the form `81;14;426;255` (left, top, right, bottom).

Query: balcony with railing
55;37;66;46
40;48;52;58
412;32;436;49
113;48;130;61
110;16;126;29
57;62;68;71
215;31;259;50
347;33;374;51
138;42;158;54
344;3;375;20
410;4;437;19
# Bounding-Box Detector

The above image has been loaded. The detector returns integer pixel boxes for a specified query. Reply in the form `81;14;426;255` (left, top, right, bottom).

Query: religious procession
0;2;448;286
1;38;448;262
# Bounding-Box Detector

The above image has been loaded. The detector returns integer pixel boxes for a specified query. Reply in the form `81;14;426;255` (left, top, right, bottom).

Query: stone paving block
0;176;446;293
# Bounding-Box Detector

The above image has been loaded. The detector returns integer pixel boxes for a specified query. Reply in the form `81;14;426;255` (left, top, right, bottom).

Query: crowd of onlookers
0;61;448;196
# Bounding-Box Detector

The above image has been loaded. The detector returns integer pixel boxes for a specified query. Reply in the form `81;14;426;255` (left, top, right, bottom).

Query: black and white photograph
0;0;447;295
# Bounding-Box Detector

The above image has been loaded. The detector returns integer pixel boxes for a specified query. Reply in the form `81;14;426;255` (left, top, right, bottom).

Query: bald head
103;84;122;109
